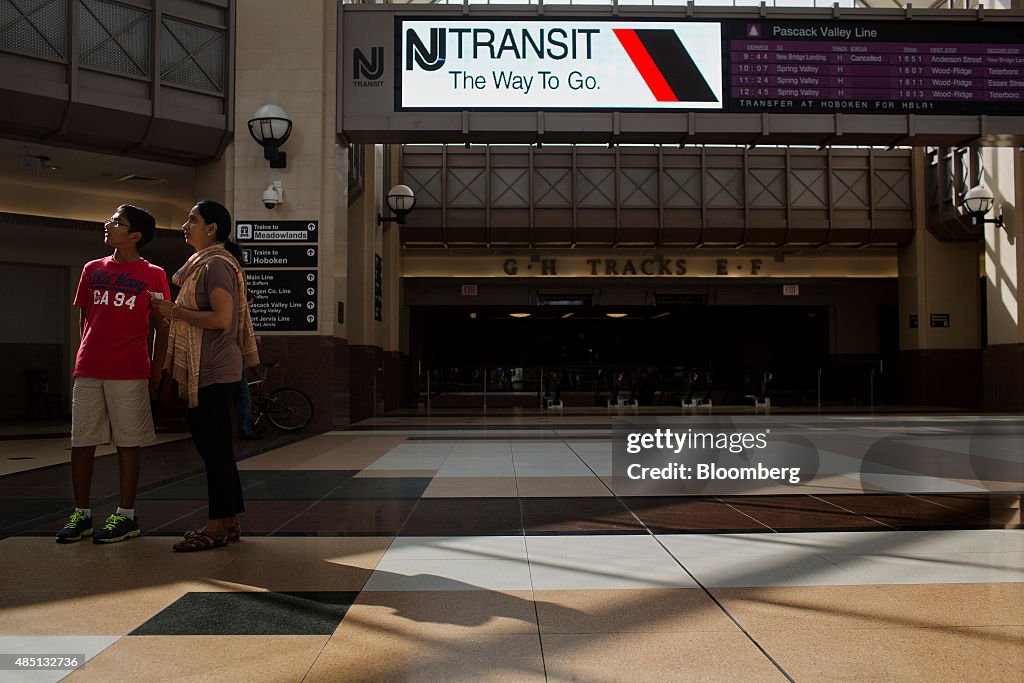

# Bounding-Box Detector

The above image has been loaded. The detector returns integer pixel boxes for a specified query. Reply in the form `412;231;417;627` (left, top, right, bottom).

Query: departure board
726;20;1024;114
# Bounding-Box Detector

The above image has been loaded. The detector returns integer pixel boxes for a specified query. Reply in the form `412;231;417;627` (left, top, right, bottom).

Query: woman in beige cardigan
151;200;259;552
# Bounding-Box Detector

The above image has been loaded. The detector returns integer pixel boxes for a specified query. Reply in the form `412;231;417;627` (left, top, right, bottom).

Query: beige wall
383;145;404;354
345;145;385;347
333;144;350;341
983;147;1024;346
233;0;340;337
899;149;981;351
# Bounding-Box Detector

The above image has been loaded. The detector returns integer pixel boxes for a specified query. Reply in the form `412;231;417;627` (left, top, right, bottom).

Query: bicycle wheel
265;387;313;431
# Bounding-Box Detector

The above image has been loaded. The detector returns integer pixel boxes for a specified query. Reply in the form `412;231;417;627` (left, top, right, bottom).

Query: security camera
262;181;283;209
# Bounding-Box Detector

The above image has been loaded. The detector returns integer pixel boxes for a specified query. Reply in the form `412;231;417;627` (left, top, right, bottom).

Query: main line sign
399;20;724;110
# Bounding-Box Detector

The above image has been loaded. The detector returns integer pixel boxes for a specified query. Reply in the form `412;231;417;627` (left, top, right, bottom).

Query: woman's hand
150;293;176;319
149;290;232;330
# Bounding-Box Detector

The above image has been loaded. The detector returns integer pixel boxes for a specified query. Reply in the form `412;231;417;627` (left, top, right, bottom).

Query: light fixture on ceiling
115;173;166;185
509;312;531;318
20;155;59;172
651;312;671;319
561;312;574;319
247;104;292;168
963;184;1005;231
606;313;628;318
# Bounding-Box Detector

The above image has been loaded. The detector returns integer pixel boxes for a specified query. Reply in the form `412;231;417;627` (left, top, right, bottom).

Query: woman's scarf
165;244;260;408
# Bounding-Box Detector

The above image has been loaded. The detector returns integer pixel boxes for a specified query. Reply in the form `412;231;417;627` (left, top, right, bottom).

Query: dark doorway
411;305;830;404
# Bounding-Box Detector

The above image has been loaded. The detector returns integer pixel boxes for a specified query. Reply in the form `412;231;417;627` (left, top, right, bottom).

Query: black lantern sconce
247;104;293;169
377;184;417;225
963;184;1005;231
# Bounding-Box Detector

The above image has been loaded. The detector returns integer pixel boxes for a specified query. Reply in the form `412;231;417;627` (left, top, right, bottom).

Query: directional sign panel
236;221;318;243
237;219;320;334
246;270;318;332
240;245;319;268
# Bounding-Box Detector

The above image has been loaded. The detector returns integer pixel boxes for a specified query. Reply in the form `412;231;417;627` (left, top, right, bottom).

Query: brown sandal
173;528;227;552
184;520;240;543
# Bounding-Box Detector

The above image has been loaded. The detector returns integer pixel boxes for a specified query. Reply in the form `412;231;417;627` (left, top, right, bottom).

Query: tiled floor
0;413;1021;681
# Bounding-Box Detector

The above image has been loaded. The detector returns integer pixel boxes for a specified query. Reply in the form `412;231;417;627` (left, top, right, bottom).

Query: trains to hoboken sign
340;6;1024;145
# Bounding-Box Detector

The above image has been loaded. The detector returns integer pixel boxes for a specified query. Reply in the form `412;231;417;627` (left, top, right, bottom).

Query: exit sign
461;284;478;296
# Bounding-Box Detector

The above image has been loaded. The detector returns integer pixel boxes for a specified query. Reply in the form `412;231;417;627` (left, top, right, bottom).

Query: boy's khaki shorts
71;378;155;448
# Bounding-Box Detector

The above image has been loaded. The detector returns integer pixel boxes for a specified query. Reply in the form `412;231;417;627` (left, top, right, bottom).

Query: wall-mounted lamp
963;184;1005;231
378;184;417;225
248;104;292;168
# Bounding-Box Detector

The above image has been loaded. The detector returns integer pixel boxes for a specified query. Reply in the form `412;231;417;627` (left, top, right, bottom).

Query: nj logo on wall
353;46;385;84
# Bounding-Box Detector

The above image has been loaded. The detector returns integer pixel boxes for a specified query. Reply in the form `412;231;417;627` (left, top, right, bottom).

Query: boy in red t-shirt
56;205;171;544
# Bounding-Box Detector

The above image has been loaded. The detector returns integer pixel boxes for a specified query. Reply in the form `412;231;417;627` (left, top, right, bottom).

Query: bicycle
248;361;314;431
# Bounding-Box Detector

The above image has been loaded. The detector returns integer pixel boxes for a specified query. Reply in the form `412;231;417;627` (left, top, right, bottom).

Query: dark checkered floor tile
131;591;359;635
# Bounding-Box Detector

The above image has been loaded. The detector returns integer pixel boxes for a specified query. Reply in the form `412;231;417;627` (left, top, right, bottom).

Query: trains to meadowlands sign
399;20;724;110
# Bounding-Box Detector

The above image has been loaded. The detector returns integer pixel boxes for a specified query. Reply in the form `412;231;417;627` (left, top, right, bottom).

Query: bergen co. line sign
398;19;724;110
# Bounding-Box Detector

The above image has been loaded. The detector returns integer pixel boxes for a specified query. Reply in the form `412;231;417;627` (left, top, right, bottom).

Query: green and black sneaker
92;513;140;544
55;510;92;544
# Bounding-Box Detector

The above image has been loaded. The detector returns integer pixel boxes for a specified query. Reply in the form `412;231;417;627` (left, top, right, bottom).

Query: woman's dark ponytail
222;239;244;263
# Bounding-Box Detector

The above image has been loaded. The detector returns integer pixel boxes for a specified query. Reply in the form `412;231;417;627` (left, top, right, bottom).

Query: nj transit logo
406;28;446;71
353;47;384;80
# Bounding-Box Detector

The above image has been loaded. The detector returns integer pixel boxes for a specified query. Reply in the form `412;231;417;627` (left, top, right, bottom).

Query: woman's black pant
188;382;244;520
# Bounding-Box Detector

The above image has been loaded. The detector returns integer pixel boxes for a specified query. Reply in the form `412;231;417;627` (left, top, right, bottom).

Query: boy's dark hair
119;204;156;248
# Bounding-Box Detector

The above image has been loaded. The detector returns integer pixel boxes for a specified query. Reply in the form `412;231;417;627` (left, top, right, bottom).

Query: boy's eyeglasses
105;217;132;229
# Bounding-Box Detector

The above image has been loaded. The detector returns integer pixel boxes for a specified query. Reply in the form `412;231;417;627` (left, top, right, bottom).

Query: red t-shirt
74;256;171;380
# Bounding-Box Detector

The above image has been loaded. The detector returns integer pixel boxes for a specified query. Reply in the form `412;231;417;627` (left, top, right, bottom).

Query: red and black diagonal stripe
613;28;718;103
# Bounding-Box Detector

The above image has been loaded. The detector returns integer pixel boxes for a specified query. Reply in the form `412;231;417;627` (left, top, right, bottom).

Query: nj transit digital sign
398;19;725;110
